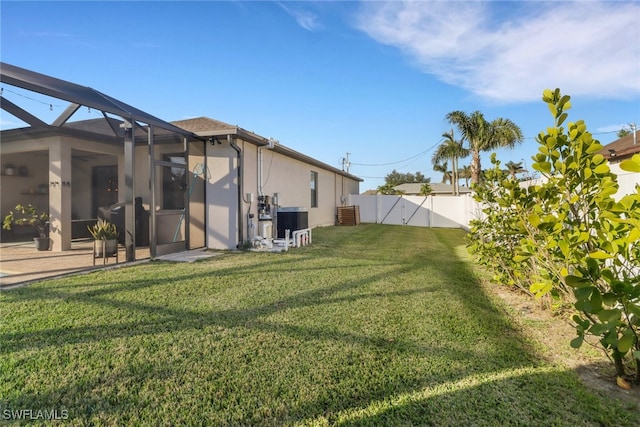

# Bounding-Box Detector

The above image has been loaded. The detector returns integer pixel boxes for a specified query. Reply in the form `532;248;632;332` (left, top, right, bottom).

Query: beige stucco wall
205;137;360;249
206;140;240;250
609;160;640;199
255;147;359;229
1;150;49;212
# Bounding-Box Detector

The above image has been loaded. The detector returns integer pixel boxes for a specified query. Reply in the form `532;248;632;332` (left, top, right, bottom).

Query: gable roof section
599;130;640;161
174;116;363;182
1;62;195;138
171;117;268;145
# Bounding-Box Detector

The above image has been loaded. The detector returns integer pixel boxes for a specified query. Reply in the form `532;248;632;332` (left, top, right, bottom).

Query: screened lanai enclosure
0;63;206;260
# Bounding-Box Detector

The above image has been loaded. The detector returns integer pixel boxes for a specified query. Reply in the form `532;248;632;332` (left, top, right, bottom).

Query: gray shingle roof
599;130;640;161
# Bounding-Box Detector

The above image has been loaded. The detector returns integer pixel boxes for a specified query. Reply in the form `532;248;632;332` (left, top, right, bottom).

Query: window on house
310;171;318;208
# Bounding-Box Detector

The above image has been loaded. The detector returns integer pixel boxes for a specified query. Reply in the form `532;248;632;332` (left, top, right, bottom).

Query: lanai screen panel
1;62;190;135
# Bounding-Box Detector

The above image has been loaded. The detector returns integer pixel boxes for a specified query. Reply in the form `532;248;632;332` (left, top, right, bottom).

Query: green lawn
1;224;637;425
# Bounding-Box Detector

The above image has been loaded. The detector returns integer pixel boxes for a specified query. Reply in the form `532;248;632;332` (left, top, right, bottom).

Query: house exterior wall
206;140;240;249
253;146;359;229
2;127;361;251
1;149;50;229
204;137;360;250
609;161;640;199
188;140;206;249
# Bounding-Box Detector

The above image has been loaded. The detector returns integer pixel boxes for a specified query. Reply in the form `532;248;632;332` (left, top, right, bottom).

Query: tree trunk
453;156;459;195
613;349;626;377
471;150;481;185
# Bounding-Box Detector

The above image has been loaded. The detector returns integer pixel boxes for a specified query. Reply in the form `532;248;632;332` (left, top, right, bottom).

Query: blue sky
1;1;639;191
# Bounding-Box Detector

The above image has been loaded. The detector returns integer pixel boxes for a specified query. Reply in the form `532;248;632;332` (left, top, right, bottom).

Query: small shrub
88;219;118;240
2;203;49;238
469;89;640;382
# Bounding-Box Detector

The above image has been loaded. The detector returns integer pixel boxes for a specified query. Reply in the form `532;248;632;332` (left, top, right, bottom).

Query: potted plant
2;203;50;250
88;219;119;257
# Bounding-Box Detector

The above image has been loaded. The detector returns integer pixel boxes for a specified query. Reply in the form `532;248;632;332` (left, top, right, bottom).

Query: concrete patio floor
1;238;224;289
0;240;151;288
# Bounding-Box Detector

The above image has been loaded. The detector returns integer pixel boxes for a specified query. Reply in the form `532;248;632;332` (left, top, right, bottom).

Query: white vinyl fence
349;168;639;230
348;194;480;229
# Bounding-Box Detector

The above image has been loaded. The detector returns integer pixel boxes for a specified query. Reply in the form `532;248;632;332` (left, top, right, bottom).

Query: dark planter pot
34;237;50;251
95;239;118;257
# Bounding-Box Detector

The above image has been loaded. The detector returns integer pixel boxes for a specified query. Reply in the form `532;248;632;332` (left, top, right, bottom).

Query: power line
351;143;439;167
351;128;628;169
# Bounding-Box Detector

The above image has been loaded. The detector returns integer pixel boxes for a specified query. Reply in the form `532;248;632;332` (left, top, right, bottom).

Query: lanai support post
123;120;136;262
49;139;72;251
148;125;157;259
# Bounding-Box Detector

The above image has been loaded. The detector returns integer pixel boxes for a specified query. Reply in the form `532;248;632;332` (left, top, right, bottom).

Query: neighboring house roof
393;182;472;195
599;130;640;162
173;117;363;182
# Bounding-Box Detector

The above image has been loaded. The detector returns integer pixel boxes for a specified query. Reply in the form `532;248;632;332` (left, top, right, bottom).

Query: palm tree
446;110;523;185
419;183;433;196
377;183;396;195
377;183;406;195
504;161;525;180
432;130;469;195
617;127;631;138
432;161;452;184
458;165;471;187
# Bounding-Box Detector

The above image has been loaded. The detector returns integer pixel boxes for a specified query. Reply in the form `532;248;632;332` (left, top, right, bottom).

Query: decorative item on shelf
2;203;50;250
4;164;16;176
38;184;48;194
88;219;119;263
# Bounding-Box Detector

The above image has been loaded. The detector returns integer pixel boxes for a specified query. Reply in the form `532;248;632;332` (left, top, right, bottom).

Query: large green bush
469;89;640;382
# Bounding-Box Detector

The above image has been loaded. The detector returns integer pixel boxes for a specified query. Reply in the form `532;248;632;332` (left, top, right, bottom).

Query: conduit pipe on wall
258;145;263;198
229;135;244;246
258;138;276;198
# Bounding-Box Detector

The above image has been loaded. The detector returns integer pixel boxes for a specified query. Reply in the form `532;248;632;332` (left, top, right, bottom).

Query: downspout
258;145;263;198
229;135;244;246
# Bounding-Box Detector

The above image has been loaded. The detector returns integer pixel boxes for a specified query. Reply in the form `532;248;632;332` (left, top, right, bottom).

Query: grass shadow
1;224;636;425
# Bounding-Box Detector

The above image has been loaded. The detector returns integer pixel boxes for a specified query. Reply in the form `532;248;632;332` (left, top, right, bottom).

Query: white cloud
596;123;634;133
278;2;322;32
355;1;640;103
